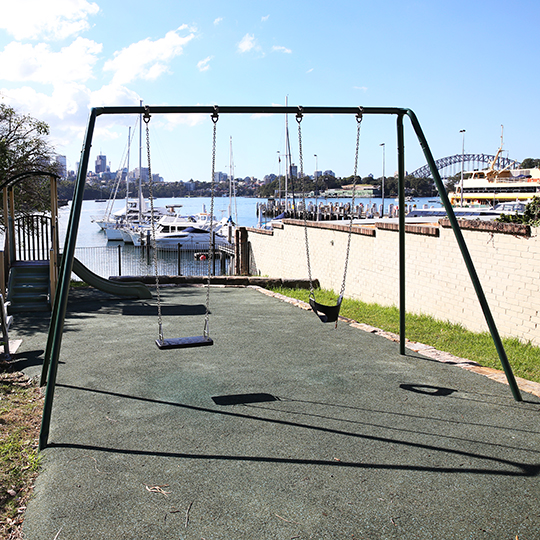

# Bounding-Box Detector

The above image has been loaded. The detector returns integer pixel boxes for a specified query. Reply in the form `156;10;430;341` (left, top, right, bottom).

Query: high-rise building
214;171;228;182
131;167;149;182
56;155;67;177
95;154;107;174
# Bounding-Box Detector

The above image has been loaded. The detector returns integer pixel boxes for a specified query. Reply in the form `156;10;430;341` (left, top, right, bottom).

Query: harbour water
60;196;442;248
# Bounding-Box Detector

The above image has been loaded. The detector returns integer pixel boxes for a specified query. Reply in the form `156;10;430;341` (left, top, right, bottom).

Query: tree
445;173;460;194
0;104;60;220
520;158;540;169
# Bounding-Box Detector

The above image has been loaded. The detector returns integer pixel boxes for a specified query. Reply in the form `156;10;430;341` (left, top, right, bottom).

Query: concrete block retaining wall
246;219;540;345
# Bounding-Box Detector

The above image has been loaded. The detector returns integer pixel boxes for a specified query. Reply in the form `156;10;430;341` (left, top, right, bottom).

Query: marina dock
258;199;402;221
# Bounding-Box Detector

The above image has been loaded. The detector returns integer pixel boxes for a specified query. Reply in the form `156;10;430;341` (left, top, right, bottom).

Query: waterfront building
214;171;228;182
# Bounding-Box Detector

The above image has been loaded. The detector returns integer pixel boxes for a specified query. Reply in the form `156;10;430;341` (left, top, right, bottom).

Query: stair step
13;270;49;279
12;262;49;267
13;273;48;280
10;291;49;300
8;302;51;313
12;284;49;293
12;270;48;277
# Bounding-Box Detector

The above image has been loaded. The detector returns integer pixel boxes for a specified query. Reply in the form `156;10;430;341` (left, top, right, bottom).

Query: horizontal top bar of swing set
92;105;412;117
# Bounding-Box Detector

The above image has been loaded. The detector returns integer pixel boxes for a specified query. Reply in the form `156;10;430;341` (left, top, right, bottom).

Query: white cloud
104;25;196;85
354;86;368;92
0;38;102;84
0;0;100;41
272;45;291;54
0;81;143;151
197;56;213;72
90;84;141;108
306;68;314;73
0;83;92;146
261;15;270;22
238;33;256;53
214;17;223;25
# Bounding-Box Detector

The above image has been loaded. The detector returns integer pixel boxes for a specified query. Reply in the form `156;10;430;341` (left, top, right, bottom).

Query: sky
1;0;539;183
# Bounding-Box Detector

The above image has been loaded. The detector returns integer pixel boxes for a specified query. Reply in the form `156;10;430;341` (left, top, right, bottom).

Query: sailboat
107;102;168;242
222;136;238;243
91;125;136;236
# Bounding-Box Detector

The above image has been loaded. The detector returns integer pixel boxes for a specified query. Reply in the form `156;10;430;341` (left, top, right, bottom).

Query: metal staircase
6;261;51;313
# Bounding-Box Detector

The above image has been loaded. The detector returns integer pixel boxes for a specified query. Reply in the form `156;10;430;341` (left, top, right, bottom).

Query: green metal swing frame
38;105;523;451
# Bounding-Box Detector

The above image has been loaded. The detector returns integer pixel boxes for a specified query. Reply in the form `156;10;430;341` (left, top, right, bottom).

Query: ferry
449;166;540;206
449;134;540;206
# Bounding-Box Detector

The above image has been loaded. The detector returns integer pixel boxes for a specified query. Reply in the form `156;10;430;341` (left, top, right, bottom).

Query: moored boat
152;226;232;250
449;131;540;206
449;167;540;206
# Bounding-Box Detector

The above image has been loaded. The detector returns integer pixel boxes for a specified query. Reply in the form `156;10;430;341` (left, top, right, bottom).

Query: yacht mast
228;136;237;224
285;95;290;209
138;99;143;222
126;126;131;218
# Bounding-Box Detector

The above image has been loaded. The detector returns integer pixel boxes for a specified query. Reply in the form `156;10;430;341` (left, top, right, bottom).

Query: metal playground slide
71;257;152;299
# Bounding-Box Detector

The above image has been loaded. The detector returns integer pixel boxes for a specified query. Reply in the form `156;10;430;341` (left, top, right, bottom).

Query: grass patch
70;280;90;288
270;287;540;384
0;368;43;539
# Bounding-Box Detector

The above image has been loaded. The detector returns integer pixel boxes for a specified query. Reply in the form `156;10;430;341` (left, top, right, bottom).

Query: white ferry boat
449;138;540;206
449;166;540;206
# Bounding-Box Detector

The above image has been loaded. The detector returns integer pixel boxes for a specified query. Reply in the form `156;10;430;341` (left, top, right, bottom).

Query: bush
496;196;540;226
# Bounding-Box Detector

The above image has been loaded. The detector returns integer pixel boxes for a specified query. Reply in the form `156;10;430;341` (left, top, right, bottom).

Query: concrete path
12;286;540;539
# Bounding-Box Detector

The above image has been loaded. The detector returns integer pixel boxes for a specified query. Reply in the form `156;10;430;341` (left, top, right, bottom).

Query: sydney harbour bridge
410;153;519;180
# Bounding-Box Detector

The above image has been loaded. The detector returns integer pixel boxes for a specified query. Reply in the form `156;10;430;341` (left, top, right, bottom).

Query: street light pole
380;143;385;217
460;130;466;207
314;154;318;213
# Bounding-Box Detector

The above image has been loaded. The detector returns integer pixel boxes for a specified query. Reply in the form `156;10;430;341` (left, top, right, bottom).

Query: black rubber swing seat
309;295;343;323
156;336;214;349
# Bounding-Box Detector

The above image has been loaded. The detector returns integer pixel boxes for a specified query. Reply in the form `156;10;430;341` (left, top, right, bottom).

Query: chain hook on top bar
356;106;364;124
211;105;219;123
296;106;304;124
143;105;151;124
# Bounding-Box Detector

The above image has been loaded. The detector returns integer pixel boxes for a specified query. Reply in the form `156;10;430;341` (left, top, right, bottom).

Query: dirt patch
0;366;43;540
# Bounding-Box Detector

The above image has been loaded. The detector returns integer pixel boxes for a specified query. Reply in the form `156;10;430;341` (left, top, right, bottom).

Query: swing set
39;105;523;450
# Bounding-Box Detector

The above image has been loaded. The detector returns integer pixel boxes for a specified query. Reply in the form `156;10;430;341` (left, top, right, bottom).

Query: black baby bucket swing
297;106;363;327
144;106;218;349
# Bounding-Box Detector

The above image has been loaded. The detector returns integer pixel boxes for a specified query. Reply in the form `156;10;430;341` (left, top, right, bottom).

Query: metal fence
67;244;235;280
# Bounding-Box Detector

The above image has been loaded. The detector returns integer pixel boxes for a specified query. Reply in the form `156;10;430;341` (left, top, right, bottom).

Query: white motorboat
135;211;230;249
125;210;227;248
153;226;231;250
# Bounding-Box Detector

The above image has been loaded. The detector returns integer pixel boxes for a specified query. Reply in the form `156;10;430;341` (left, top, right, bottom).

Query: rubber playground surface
11;285;540;539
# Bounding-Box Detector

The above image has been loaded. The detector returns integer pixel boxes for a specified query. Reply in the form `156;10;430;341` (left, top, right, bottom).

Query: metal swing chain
204;108;219;338
143;107;164;343
339;108;363;298
296;108;315;299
